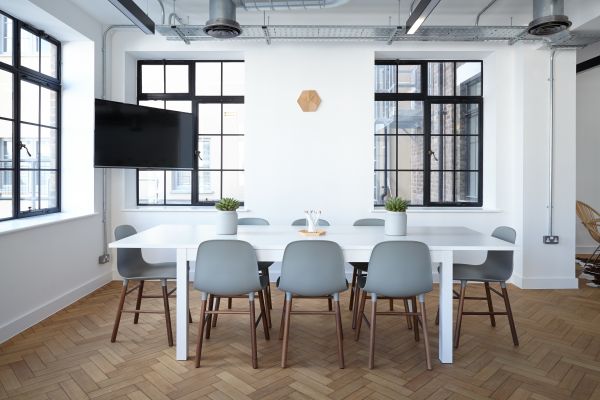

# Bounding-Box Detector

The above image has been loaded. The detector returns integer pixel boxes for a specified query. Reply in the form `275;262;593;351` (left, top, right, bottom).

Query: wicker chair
576;201;600;274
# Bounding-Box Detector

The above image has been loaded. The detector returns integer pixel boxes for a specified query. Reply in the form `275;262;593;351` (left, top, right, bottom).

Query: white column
176;248;189;360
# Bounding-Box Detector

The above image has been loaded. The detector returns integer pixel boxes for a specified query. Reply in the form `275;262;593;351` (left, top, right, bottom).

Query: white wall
0;0;109;343
105;31;577;289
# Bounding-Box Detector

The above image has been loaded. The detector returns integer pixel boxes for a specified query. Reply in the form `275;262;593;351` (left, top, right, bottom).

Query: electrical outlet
543;236;559;244
98;254;111;264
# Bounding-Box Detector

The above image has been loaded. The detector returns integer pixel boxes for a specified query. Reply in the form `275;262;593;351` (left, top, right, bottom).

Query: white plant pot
385;211;407;236
216;211;238;235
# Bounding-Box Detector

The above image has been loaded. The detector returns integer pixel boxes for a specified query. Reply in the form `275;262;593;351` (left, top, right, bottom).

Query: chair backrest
576;201;600;243
363;241;433;298
353;218;385;226
278;240;347;296
238;217;270;226
194;240;263;296
482;226;517;281
291;218;330;226
114;225;146;278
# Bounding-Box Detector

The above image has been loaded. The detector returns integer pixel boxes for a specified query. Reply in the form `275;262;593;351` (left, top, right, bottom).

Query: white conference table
109;224;515;364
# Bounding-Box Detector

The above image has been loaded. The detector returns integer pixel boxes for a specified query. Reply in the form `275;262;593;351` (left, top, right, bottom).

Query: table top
109;225;514;251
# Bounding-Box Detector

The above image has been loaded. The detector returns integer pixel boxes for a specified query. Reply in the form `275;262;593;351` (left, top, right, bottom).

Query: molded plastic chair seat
452;263;511;282
122;262;178;280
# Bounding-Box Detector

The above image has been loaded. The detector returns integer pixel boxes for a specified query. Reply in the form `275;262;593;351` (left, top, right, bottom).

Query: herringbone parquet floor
2;280;600;399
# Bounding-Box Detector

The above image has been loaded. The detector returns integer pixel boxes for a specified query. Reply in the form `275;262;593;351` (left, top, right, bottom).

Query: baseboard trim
0;271;113;344
511;274;578;289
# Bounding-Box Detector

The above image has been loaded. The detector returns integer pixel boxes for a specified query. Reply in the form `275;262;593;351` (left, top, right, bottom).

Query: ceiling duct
528;0;571;36
234;0;350;11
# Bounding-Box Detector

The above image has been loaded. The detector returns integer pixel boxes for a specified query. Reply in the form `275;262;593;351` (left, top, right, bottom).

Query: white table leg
437;250;453;364
176;249;189;360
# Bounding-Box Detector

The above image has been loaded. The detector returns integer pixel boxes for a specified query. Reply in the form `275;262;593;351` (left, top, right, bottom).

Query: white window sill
121;207;250;213
372;208;503;214
0;211;98;236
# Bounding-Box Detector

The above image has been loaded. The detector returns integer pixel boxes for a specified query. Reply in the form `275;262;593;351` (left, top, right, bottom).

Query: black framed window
374;60;483;207
136;60;244;206
0;10;61;221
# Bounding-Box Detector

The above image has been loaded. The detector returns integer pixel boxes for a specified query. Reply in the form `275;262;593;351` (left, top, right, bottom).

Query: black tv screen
94;99;194;169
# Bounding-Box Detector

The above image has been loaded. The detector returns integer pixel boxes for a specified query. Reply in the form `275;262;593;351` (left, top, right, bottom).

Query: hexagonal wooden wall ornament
297;90;321;112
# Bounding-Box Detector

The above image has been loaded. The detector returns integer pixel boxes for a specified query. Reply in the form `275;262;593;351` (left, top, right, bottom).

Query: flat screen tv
94;99;194;169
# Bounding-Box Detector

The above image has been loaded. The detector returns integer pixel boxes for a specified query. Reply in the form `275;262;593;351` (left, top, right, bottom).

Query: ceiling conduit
234;0;350;11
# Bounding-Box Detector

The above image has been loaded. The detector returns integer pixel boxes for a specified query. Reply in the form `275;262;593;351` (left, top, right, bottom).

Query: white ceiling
68;0;600;30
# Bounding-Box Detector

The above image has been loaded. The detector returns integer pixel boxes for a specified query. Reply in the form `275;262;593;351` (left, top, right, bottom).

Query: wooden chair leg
334;299;344;369
265;270;273;310
228;298;233;309
349;268;357;311
501;282;519;346
484;282;496;327
368;297;377;369
161;280;174;347
258;290;270;340
212;297;221;328
263;288;272;328
111;281;128;343
249;295;258;369
403;299;413;330
279;298;287;340
328;297;333;311
420;297;432;370
133;280;144;324
188;308;193;324
354;289;367;341
194;299;207;368
435;307;439;326
454;281;467;349
352;281;361;329
205;295;214;339
412;297;419;342
281;295;292;368
389;299;394;311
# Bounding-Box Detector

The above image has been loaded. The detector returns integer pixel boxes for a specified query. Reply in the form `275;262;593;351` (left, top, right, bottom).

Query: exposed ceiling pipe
476;0;499;26
234;0;350;11
156;0;166;24
545;49;558;244
528;0;571;36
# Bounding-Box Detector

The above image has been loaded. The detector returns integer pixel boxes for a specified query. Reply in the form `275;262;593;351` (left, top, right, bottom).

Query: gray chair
277;240;348;368
214;217;273;328
111;225;191;347
354;241;434;370
193;240;270;369
291;218;331;227
436;226;518;348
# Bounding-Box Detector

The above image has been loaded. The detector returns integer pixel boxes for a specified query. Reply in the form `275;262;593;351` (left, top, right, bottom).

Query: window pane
456;62;482;96
428;62;454;96
165;100;192;113
20;123;38;169
196;62;221;96
456;172;478;203
374;135;395;170
375;64;395;94
138;170;165;205
430;136;454;171
0;69;13;118
20;80;39;124
40;87;57;127
141;64;164;93
40;39;57;78
398;171;423;205
198;136;221;169
198;171;220;202
375;101;395;135
166;170;191;204
198;104;221;134
222;136;244;169
20;169;39;212
431;103;454;135
222;171;244;200
139;100;165;109
397;136;424;170
397;65;421;93
165;64;189;93
374;171;396;205
0;15;13;65
40;127;57;169
456;136;479;171
0;119;12;168
222;62;244;95
456;103;479;136
20;29;39;72
222;104;244;135
430;171;454;203
397;101;423;134
0;170;11;218
40;170;57;209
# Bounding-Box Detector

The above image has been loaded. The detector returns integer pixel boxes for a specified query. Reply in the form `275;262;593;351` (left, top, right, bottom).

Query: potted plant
215;197;240;235
384;197;409;236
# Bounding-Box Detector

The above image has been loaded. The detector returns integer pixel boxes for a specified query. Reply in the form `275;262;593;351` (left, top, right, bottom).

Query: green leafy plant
215;197;240;211
385;197;409;212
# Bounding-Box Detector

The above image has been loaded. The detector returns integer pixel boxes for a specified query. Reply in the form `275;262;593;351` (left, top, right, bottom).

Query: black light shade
107;0;155;34
405;0;442;35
